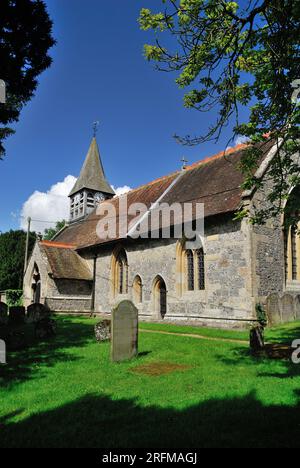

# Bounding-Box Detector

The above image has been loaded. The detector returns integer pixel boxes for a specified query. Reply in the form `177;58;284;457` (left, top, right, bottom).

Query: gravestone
34;317;56;339
0;302;8;325
250;325;264;353
295;296;300;320
95;320;111;342
9;306;25;325
281;293;295;322
111;300;138;362
266;293;281;325
27;303;50;323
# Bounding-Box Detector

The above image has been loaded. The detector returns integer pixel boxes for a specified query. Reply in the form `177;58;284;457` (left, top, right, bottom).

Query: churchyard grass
1;316;300;448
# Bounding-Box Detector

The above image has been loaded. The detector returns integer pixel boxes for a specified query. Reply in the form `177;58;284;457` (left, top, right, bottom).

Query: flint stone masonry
95;320;111;342
111;300;138;362
45;297;91;312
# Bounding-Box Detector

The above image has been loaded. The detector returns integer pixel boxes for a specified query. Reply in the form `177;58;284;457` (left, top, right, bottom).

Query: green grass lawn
1;316;300;448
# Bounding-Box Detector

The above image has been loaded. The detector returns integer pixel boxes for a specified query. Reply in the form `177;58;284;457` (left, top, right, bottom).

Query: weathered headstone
34;317;56;339
295;296;300;320
95;320;111;342
0;302;8;325
111;300;138;362
281;293;295;322
266;293;281;325
27;303;50;323
9;306;25;325
250;325;264;353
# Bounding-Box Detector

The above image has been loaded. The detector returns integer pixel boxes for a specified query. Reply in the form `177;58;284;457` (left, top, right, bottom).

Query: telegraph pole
23;217;31;276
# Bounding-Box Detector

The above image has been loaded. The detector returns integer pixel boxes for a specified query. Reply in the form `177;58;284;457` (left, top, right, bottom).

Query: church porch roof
39;241;93;281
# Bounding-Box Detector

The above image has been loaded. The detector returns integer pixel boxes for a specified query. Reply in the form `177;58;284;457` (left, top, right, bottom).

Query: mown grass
1;316;300;448
139;319;300;343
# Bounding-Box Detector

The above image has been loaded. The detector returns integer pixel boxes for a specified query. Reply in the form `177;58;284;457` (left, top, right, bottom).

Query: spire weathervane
93;120;100;138
181;156;188;170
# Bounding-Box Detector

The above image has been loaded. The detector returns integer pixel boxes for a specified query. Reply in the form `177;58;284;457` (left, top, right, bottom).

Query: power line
19;215;65;224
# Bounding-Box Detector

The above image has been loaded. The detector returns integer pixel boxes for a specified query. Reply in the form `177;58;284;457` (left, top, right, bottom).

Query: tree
43;220;66;241
0;230;36;290
0;0;55;157
139;0;300;224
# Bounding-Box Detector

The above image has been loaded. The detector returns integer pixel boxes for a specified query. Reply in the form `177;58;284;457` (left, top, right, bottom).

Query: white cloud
234;135;250;146
20;175;77;233
20;177;132;233
112;185;132;196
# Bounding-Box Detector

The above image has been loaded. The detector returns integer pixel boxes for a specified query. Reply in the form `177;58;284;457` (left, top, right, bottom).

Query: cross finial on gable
181;156;188;170
93;120;100;138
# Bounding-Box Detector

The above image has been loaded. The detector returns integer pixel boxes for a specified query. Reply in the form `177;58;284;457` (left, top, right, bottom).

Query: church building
23;136;300;328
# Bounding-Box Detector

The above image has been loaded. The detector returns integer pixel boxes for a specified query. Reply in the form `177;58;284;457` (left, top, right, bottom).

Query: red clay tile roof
55;139;276;250
40;242;92;280
40;240;76;249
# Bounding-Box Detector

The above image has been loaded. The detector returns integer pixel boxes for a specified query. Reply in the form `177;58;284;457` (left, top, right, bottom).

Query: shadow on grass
214;322;300;380
266;323;300;345
0;317;95;388
216;343;300;380
1;391;300;448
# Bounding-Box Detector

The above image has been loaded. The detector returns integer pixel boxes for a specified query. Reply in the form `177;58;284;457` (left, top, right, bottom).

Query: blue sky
0;0;247;233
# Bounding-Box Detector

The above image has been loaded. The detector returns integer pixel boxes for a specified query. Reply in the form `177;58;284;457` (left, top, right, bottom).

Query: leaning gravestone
0;302;8;325
27;303;50;323
281;293;295;322
266;293;281;325
250;325;264;353
111;300;138;362
95;320;111;342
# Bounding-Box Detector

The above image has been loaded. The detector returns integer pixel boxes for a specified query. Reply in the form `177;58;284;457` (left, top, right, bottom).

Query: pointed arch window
177;239;206;294
186;250;194;291
197;248;205;290
133;275;143;304
116;249;128;295
284;187;300;284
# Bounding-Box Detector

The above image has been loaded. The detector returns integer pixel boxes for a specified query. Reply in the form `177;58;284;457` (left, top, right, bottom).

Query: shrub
6;289;23;307
256;303;267;328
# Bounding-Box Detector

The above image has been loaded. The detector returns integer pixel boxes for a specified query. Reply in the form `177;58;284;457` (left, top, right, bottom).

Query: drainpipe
90;254;97;317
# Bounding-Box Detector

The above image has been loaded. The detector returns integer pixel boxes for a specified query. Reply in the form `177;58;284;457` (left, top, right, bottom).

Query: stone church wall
23;242;92;313
249;165;286;305
94;215;256;327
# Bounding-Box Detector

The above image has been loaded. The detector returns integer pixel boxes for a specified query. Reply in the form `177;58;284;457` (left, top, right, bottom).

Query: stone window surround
176;239;206;297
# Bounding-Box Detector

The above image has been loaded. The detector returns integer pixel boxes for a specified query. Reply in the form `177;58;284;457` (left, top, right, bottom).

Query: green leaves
139;8;173;31
0;230;36;290
140;0;300;223
143;44;166;61
0;0;55;158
